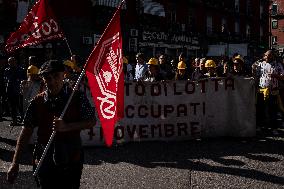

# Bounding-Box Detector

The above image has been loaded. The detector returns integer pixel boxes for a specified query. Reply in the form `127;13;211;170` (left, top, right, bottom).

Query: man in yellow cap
204;59;218;78
175;60;189;80
144;58;164;82
20;65;44;116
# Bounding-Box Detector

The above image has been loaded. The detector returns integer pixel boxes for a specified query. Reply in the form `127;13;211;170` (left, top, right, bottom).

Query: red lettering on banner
151;105;162;118
151;83;161;96
225;78;235;90
96;122;202;141
138;105;148;118
191;122;201;137
163;83;168;96
164;105;174;117
177;122;188;136
164;124;175;137
177;104;187;117
212;78;222;91
190;103;200;115
127;124;137;139
125;82;132;96
198;79;208;93
139;124;148;138
125;105;134;118
173;83;182;95
185;81;195;94
135;82;145;96
151;124;162;137
125;103;205;119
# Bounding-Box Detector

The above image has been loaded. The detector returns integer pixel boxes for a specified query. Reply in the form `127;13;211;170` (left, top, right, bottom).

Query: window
235;0;239;12
170;11;176;23
235;21;240;34
272;19;278;29
260;26;263;40
221;18;227;33
207;15;213;34
246;25;250;37
260;5;263;19
272;36;277;45
247;0;252;14
271;3;278;15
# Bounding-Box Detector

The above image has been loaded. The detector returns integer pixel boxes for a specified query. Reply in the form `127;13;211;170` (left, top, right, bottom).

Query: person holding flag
7;60;96;188
7;0;125;187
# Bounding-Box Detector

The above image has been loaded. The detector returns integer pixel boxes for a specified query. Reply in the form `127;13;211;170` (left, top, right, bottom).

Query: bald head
8;57;16;67
263;50;274;62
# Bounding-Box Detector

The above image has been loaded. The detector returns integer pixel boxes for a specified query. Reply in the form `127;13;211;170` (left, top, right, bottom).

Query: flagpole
64;37;73;56
33;0;125;177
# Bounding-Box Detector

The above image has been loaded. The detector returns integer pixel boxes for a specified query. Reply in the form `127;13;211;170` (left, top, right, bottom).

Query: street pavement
0;117;283;189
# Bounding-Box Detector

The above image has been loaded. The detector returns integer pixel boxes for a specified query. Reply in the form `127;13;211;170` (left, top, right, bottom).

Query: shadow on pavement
0;171;37;189
83;137;284;185
0;145;33;166
0;137;17;146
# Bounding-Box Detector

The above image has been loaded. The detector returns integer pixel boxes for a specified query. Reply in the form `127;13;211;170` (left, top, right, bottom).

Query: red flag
5;0;64;53
85;2;124;147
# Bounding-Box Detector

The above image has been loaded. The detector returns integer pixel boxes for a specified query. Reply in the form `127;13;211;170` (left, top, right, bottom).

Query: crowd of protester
0;54;82;127
123;50;284;135
0;49;284;135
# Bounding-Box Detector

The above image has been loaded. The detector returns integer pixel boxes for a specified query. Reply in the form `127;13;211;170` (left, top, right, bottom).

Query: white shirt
257;61;284;90
134;63;147;81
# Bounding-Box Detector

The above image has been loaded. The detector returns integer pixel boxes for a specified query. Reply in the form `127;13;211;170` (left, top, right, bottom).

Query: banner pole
33;68;86;177
64;37;73;56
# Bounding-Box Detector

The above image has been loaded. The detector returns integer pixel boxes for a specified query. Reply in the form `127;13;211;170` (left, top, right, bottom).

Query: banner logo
93;32;122;119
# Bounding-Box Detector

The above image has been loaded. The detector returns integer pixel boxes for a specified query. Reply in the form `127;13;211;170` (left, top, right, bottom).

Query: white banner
82;77;256;146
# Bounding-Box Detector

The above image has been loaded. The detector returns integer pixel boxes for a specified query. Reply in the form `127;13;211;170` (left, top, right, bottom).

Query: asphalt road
0;117;283;189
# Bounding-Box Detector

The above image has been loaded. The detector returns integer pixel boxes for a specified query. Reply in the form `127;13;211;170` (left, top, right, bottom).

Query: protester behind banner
123;56;133;81
134;52;148;81
204;59;218;78
175;60;189;80
143;58;164;82
191;57;207;81
159;54;175;80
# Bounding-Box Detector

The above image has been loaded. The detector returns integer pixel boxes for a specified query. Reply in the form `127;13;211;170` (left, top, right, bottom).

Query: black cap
39;60;65;76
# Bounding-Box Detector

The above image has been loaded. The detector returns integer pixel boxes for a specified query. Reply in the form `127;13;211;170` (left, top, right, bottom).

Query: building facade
270;0;284;55
0;0;271;63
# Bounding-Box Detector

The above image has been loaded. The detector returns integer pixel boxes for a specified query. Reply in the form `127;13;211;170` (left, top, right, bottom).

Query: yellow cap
123;57;128;64
147;58;158;65
63;60;76;69
177;61;186;69
233;55;244;63
205;60;216;68
27;65;39;75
